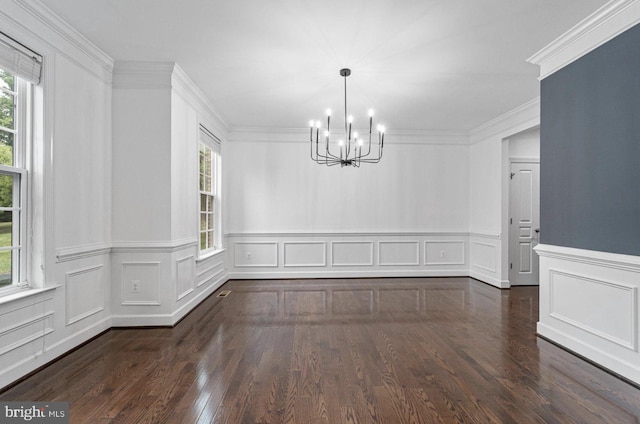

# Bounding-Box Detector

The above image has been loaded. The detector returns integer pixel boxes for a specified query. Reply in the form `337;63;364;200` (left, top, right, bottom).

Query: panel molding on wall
226;232;472;280
332;241;374;267
121;262;161;305
536;243;640;385
549;269;637;351
65;265;105;325
470;241;497;273
196;260;225;287
425;241;465;266
176;255;195;301
378;241;420;266
234;242;278;267
283;242;326;267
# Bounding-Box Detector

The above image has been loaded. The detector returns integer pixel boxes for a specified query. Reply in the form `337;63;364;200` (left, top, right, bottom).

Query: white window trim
198;125;222;258
0;73;30;296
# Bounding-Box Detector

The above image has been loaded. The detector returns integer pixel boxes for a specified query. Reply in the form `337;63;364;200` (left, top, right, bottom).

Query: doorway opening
503;127;540;286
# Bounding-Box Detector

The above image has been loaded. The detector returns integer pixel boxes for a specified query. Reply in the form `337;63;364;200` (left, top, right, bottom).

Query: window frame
0;71;29;293
198;126;221;257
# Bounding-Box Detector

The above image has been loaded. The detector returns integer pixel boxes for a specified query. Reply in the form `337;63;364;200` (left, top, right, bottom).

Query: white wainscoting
226;232;470;279
121;262;161;306
425;240;465;266
469;233;506;288
176;255;195;301
379;241;420;266
0;289;56;389
536;243;640;385
65;265;105;325
111;244;229;327
332;241;374;267
234;242;278;267
283;242;326;267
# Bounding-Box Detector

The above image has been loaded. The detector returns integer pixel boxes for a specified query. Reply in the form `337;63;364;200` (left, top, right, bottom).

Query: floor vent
217;290;231;298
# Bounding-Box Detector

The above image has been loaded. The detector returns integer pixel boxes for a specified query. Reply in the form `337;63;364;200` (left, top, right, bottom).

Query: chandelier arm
324;138;342;161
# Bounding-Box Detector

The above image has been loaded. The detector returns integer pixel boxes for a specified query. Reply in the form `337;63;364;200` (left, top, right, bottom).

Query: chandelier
309;68;385;167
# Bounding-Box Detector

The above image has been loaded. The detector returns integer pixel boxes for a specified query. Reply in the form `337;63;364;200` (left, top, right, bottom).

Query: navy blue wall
540;23;640;256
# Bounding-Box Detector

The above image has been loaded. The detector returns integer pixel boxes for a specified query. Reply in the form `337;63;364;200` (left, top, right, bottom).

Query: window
0;32;41;292
0;68;27;289
199;126;221;254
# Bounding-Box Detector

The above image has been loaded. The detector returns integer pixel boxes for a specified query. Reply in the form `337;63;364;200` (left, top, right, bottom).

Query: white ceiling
39;0;608;133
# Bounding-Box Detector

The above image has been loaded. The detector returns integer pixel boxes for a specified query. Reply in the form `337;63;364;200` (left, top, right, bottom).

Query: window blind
199;125;221;153
0;32;42;85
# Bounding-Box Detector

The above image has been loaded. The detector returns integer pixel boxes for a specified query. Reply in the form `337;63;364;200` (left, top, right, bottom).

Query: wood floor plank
1;278;639;423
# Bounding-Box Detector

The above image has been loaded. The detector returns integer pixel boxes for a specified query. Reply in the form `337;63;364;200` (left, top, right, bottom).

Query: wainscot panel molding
425;241;465;266
0;289;56;389
121;262;161;306
332;241;375;267
528;0;640;79
65;265;105;325
226;232;470;280
234;242;279;268
379;241;420;266
469;233;507;289
536;243;640;385
111;272;229;328
176;255;195;301
283;242;327;267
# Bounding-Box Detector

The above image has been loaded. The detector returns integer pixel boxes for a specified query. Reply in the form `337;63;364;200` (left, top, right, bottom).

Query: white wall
225;139;469;233
0;0;114;389
468;99;540;288
224;133;471;278
0;4;229;389
110;62;228;327
530;0;640;385
508;127;540;159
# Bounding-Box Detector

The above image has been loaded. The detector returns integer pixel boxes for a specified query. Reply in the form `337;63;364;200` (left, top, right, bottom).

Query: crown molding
112;61;175;89
171;64;230;137
228;127;470;145
112;61;229;137
4;0;114;82
528;0;640;79
469;97;540;143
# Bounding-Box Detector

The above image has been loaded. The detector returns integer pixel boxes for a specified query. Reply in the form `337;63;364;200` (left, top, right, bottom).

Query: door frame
508;158;540;285
500;125;540;288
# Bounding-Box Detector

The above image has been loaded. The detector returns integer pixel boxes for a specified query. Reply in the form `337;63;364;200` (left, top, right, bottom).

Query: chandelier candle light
309;68;385;167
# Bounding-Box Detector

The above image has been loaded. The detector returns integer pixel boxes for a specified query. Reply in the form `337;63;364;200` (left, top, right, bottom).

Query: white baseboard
538;322;640;385
0;316;111;390
171;273;229;324
229;269;468;280
470;270;509;288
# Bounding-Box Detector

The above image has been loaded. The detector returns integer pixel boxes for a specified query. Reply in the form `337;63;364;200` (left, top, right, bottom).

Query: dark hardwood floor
2;277;639;423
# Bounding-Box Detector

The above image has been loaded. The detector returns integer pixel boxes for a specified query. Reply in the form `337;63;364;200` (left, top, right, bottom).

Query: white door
509;162;540;286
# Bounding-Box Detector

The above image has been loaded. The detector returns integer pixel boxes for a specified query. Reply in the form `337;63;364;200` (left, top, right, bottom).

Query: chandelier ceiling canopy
309;68;385;167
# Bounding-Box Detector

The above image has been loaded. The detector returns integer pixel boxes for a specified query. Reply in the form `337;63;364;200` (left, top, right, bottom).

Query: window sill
0;285;60;306
197;248;226;263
